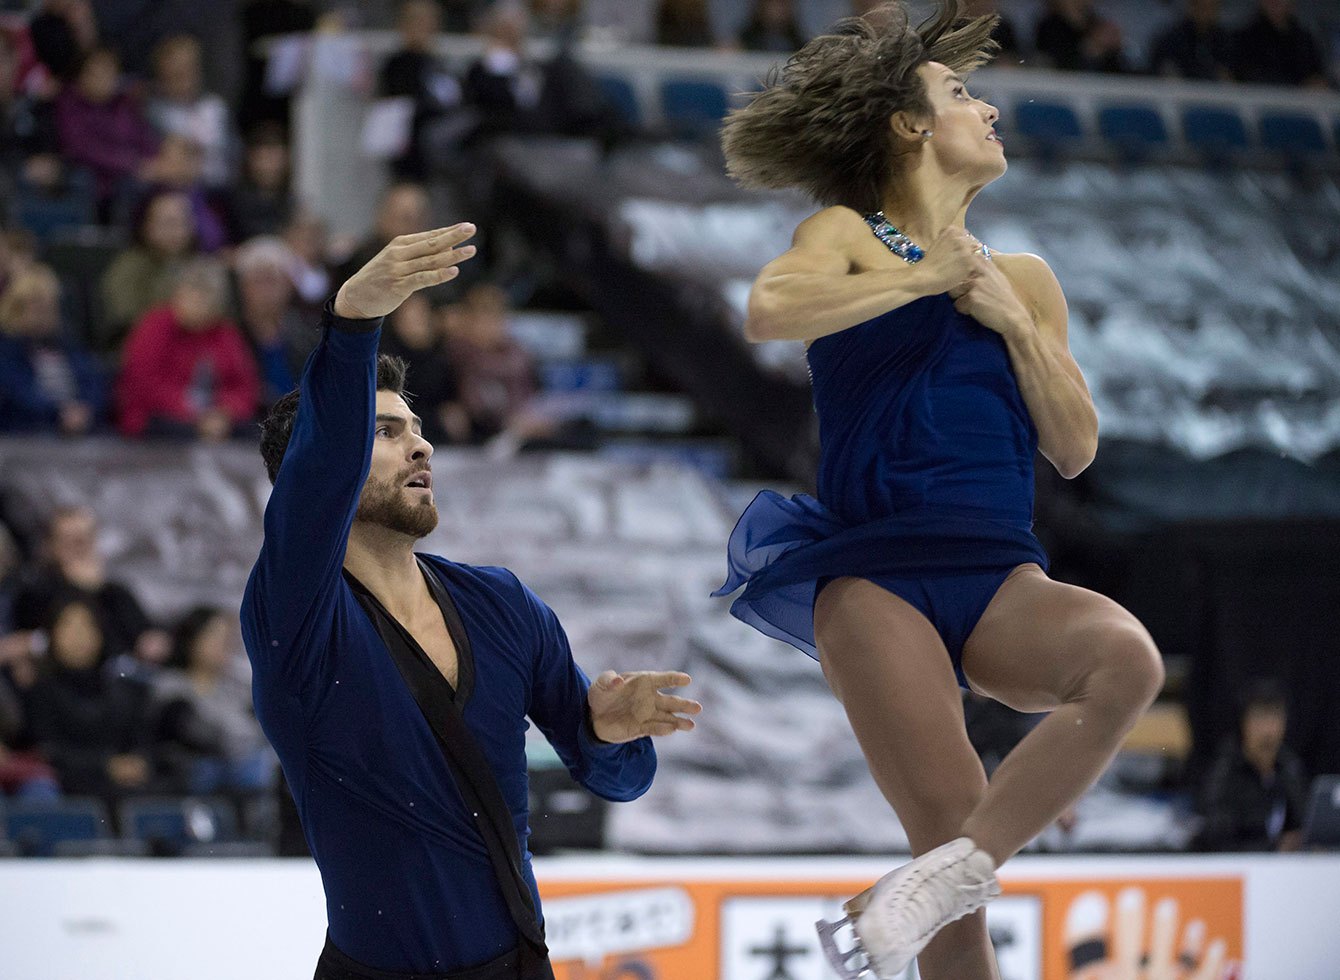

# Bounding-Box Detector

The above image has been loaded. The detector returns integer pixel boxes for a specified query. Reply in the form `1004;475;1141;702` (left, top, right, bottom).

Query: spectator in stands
138;133;232;253
147;34;234;189
0;228;38;298
10;505;169;668
379;0;465;180
379;292;463;445
154;606;274;795
281;208;334;308
238;0;317;133
23;595;175;798
229;122;297;242
0;262;106;435
1197;679;1308;851
54;46;159;221
961;0;1024;67
334;180;431;288
98;188;198;351
233;235;318;409
0;29;63;194
529;0;583;44
0;657;60;800
655;0;713;47
27;0;98;84
445;282;561;446
1034;0;1127;73
738;0;806;54
1149;0;1233;81
462;3;547;136
115;258;261;440
1229;0;1329;89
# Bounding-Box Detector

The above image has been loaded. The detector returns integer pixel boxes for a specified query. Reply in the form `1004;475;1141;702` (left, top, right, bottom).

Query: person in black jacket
1228;0;1329;89
379;0;466;179
1149;0;1233;81
23;597;177;800
1196;679;1309;852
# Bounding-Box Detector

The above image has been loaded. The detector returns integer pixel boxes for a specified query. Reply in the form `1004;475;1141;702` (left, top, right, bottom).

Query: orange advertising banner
538;874;1243;980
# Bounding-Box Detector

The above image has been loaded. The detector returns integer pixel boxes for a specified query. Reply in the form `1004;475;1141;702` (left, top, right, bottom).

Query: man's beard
354;470;438;538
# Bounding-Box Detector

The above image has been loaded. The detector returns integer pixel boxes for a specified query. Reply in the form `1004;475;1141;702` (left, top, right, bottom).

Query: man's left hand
587;670;701;744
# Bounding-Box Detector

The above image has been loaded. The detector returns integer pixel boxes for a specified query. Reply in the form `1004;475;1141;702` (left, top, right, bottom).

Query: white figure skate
816;837;1000;979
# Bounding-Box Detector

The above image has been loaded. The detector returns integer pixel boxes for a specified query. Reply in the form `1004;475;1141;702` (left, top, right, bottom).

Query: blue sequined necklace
863;212;992;263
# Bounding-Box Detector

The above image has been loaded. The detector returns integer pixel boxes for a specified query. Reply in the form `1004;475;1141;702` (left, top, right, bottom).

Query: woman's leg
958;565;1165;865
815;577;998;980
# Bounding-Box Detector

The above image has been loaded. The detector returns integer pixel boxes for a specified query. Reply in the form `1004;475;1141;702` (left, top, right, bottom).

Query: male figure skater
241;223;701;980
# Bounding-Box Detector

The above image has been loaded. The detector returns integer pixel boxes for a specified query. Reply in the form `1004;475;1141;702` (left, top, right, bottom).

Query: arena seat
540;358;623;393
120;797;238;855
596;74;642;128
1258;111;1328;159
1182;105;1251;159
6;798;110;857
1014;99;1084;153
1098;104;1170;159
660;79;729;138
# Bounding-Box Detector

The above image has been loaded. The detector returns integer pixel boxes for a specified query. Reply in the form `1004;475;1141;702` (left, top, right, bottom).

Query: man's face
49;509;98;565
354;391;438;539
1243;705;1286;761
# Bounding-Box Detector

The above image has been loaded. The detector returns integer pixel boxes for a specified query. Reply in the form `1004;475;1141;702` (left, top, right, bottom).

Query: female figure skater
714;3;1164;978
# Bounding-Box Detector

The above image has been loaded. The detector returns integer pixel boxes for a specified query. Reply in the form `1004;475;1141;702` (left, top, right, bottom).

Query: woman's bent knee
1085;624;1164;716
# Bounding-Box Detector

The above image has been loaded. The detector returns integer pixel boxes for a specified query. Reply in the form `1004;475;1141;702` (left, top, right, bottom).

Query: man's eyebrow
375;413;424;431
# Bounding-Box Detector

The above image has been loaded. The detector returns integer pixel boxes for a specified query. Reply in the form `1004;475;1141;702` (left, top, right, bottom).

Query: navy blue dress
715;287;1050;685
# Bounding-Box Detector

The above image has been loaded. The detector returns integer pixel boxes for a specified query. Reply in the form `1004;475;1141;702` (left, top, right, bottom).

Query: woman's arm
745;207;978;344
952;252;1098;479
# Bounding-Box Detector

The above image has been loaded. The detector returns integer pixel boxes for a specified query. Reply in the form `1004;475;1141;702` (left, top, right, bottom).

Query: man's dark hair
259;353;409;484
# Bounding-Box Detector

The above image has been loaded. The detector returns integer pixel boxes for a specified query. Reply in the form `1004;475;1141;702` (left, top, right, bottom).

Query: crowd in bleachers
0;0;1334;856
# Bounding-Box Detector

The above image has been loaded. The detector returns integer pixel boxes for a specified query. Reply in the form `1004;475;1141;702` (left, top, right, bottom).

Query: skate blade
816;915;873;980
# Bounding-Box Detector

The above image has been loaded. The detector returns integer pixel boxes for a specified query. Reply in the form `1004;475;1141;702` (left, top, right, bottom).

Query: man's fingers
392;223;477;259
638;670;692;689
406;266;460;289
594;670;623;689
398;246;477;277
656;694;702;715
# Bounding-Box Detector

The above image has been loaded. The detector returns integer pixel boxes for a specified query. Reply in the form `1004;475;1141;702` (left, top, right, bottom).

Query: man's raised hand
334;223;478;320
587;670;701;745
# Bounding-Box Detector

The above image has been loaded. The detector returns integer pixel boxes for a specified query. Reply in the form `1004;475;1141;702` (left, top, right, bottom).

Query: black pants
314;935;525;980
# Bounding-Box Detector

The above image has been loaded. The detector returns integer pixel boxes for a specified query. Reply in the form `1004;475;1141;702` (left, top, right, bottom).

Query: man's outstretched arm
245;225;476;685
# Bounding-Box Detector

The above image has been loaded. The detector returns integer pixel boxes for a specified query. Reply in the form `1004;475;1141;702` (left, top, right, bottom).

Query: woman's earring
922;130;934;140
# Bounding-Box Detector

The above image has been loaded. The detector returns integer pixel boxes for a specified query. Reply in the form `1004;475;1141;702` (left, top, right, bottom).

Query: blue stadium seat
1182;106;1250;157
540;359;622;393
596;75;641;128
660;79;729;138
1098;105;1169;157
6;798;110;857
1258;112;1328;158
120;797;238;855
1014;100;1083;151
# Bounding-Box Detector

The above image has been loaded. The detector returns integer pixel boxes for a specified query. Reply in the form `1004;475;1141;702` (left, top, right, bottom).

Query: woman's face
13;284;60;337
912;61;1005;184
76;51;119;103
143;193;195;256
51;603;102;670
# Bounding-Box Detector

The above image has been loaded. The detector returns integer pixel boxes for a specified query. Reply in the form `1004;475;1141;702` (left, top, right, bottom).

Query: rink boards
1;854;1337;979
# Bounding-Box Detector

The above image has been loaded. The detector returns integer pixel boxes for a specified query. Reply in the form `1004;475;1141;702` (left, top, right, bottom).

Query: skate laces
885;850;980;943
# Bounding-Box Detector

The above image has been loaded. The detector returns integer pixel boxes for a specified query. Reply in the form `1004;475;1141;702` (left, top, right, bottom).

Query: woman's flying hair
722;0;999;213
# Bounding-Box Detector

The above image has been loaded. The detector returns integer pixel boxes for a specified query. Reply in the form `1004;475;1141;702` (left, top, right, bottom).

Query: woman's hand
916;227;983;298
334;224;477;320
948;254;1033;340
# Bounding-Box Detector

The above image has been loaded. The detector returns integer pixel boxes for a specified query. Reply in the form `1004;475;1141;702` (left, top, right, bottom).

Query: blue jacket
240;305;655;972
